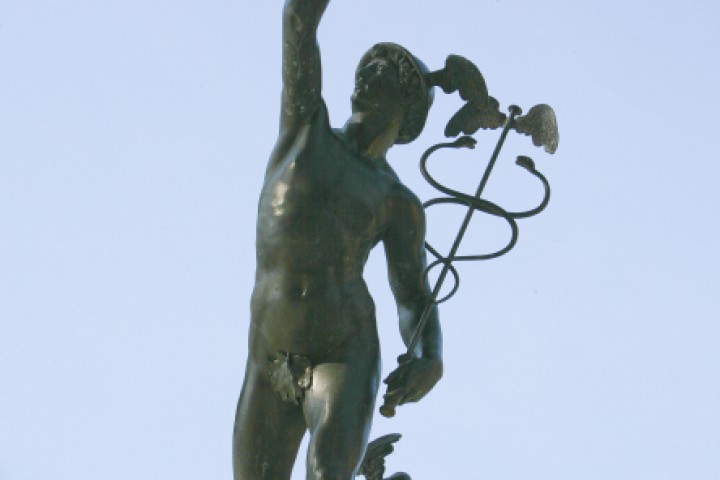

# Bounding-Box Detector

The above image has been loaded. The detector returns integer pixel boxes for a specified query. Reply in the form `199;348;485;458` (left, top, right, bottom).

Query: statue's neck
341;112;401;160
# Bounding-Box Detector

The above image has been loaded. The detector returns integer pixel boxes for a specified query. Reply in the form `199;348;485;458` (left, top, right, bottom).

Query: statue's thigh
233;363;306;480
303;360;381;479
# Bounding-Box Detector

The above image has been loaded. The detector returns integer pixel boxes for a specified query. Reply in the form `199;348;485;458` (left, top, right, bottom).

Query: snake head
516;155;536;172
452;136;477;149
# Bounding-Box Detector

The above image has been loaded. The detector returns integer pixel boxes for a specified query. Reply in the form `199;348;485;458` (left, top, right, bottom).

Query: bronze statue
233;1;559;478
233;1;442;479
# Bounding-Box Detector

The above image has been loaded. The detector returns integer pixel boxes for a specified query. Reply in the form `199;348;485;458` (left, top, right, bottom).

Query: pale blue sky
1;1;719;479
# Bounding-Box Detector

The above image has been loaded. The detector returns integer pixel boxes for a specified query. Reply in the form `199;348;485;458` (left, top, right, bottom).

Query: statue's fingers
383;365;409;386
383;383;405;401
397;353;412;364
400;387;426;404
380;386;405;418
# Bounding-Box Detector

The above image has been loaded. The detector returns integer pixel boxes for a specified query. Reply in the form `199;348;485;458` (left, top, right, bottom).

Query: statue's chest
260;144;389;242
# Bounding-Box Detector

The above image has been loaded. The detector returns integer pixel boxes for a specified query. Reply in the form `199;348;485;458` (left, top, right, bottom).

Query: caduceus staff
376;55;561;418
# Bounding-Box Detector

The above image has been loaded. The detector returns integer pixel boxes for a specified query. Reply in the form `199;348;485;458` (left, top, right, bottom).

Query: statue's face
351;58;403;114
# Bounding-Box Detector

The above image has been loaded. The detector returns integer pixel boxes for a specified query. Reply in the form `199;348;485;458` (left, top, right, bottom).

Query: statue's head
354;43;434;144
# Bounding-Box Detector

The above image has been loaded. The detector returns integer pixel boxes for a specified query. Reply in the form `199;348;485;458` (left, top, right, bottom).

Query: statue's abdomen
250;149;379;359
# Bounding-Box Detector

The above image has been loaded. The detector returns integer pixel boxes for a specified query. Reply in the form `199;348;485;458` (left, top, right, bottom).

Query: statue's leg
233;359;307;480
302;346;381;480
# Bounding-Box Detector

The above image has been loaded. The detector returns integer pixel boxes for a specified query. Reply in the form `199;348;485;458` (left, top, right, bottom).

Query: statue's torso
250;104;400;360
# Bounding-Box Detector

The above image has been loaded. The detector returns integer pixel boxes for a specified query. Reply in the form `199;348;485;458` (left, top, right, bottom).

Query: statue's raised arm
279;0;329;133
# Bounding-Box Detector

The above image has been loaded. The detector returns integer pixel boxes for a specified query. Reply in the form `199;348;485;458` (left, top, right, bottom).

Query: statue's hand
380;354;442;417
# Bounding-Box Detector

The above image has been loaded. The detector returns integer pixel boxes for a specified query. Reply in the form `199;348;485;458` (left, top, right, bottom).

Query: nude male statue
233;1;443;478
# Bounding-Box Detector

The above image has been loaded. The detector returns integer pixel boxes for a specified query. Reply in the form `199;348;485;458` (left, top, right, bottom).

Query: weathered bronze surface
233;1;559;479
233;2;443;478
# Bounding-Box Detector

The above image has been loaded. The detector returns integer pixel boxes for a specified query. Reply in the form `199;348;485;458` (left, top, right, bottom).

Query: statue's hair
357;43;434;144
365;44;424;105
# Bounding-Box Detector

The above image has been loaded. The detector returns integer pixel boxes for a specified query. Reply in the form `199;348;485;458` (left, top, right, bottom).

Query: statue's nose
357;64;375;81
358;67;372;81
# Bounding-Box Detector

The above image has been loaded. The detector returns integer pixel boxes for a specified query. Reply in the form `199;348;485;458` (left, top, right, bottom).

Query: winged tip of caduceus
443;96;507;137
513;103;560;154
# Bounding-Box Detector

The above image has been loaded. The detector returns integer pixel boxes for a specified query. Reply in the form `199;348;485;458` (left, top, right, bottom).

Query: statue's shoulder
380;180;426;246
386;179;424;221
277;98;331;143
270;99;332;170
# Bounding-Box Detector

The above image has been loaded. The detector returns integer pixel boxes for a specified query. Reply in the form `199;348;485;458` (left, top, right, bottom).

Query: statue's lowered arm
381;193;443;414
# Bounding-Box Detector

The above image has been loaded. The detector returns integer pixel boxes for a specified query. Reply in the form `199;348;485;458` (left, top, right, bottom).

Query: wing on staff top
444;95;507;137
513;104;560;154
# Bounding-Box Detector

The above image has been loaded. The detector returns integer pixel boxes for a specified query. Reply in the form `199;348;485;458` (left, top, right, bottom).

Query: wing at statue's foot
386;474;411;480
357;434;411;480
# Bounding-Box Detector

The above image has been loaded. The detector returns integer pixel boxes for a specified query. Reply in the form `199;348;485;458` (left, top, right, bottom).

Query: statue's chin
351;92;368;105
351;96;381;116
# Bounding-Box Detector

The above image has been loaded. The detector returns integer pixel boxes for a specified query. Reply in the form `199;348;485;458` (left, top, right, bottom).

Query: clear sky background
1;1;719;479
